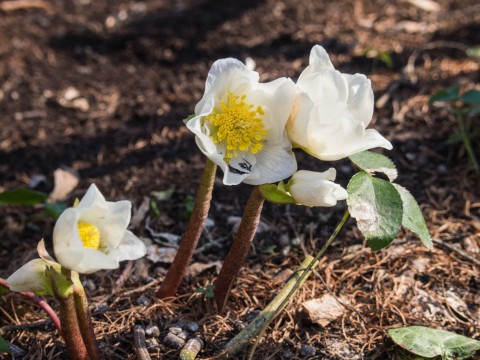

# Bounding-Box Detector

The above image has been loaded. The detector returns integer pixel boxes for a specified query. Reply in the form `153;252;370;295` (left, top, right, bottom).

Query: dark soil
0;0;479;359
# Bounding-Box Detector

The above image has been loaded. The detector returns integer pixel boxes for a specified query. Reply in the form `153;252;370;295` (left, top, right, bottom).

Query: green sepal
45;267;74;299
183;114;196;124
259;182;295;204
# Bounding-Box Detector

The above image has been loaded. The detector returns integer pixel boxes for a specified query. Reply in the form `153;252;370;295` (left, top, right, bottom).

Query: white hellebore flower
53;184;146;274
287;45;392;161
7;240;60;293
7;259;52;293
187;58;298;185
289;169;348;207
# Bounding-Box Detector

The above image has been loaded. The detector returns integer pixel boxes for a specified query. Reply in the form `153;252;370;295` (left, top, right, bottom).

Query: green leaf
349;151;398;182
460;89;480;104
259;183;295;204
44;202;67;219
0;284;9;296
0;336;11;353
346;172;403;250
182;195;195;219
389;326;480;359
445;131;463;145
466;46;480;60
429;84;460;105
393;185;432;249
0;188;48;205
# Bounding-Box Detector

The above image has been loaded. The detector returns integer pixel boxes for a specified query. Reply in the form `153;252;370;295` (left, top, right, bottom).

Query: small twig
133;325;152;360
114;261;135;292
432;237;480;266
2;319;55;332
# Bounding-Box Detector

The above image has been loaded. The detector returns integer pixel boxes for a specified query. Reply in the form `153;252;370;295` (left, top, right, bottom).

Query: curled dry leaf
48;168;79;202
301;294;349;327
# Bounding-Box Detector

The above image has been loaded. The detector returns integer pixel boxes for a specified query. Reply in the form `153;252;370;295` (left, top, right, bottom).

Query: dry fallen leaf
49;168;79;202
185;261;222;277
301;294;348;327
146;245;177;263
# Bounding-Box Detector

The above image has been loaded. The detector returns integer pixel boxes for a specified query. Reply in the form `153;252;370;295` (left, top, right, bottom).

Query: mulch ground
0;0;479;359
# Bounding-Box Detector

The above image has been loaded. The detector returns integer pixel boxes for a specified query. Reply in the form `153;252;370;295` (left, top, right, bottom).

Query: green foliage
259;182;295;204
389;326;480;359
347;152;431;251
183;195;195;219
429;84;480;170
194;284;215;297
0;283;9;296
429;84;460;105
346;172;403;250
0;336;10;354
0;188;48;205
363;48;393;69
466;46;480;60
393;184;432;249
44;202;67;219
349;150;398;181
150;199;161;217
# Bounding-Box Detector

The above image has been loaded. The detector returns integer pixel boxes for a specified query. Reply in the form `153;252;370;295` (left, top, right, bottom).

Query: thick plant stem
158;159;217;298
214;186;265;312
73;285;102;360
58;295;89;360
215;256;315;359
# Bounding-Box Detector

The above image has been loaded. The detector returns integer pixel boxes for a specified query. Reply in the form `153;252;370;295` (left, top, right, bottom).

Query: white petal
75;184;107;214
289;169;348;207
53;208;83;270
6;259;50;293
108;231;147;262
343;74;374;126
96;200;131;250
243;143;297;185
287;92;314;148
61;249;119;274
297;71;349;104
251;77;297;141
297;45;335;83
195;58;259;115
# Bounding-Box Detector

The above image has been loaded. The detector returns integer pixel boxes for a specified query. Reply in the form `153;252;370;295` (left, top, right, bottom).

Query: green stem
204;211;349;359
73;285;102;360
158;159;217;298
218;256;315;358
456;108;479;170
214;186;265;312
57;295;89;360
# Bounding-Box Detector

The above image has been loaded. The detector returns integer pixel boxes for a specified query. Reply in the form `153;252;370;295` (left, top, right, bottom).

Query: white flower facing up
288;169;348;207
187;58;298;185
287;45;392;161
53;184;146;274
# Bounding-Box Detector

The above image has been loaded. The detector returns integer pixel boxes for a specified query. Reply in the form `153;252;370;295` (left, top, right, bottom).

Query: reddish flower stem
214;186;265;312
57;294;89;360
157;159;217;298
73;285;102;360
0;278;62;333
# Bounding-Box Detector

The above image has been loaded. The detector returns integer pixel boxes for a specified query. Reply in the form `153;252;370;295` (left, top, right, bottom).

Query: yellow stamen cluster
206;93;266;161
77;222;101;250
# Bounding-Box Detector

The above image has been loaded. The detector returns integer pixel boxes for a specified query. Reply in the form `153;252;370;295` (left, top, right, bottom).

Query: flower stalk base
214;186;265;312
158;159;217;298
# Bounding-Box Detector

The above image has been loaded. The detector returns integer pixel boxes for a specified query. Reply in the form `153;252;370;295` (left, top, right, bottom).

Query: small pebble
136;296;150;306
243;310;261;323
163;332;186;349
291;237;301;247
95;304;109;313
145;337;160;349
82;279;96;292
180;338;204;360
233;320;245;332
282;350;294;359
145;324;160;337
185;321;199;333
168;326;183;336
299;344;316;358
